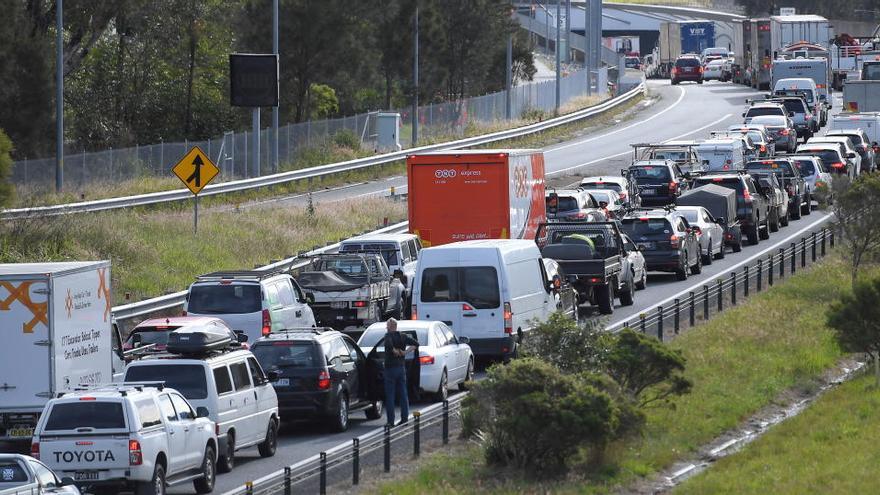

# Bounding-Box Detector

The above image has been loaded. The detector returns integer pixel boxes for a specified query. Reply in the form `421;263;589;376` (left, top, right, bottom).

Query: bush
606;328;692;408
521;312;607;374
0;129;13;208
520;107;546;121
332;129;361;151
827;276;880;382
463;359;620;477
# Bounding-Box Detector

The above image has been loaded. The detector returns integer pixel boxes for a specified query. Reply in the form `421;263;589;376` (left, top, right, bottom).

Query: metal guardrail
224;394;467;495
111;221;410;322
1;84;645;221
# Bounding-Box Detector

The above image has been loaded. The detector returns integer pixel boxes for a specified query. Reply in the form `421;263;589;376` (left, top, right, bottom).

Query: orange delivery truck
406;149;547;247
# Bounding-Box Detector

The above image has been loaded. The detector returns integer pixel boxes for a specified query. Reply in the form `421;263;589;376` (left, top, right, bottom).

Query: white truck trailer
770;14;833;56
0;262;124;444
843;80;880;113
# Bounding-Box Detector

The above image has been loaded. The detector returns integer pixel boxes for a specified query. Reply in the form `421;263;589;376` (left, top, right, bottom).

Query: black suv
745;159;809;219
619;208;702;281
671;55;703;85
691;172;770;245
251;328;384;432
626;160;687;207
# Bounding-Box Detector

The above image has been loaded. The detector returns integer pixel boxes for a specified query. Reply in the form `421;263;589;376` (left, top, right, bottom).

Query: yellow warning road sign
172;146;219;195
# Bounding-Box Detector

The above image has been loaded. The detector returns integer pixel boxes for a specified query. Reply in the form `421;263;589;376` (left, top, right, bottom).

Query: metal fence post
731;272;737;306
830;230;835;248
319;452;327;495
689;291;695;326
703;285;710;320
801;238;807;268
384;425;391;472
822;229;827;256
812;232;817;262
743;266;749;298
284;466;292;495
414;412;421;457
245;481;253;495
757;259;763;292
352;438;360;485
640;314;647;333
674;298;680;334
657;306;664;341
442;400;449;445
769;254;775;286
790;242;796;274
779;248;785;280
717;279;723;312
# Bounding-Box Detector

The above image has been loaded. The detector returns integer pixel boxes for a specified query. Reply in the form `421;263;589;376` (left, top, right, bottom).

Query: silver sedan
678;206;725;264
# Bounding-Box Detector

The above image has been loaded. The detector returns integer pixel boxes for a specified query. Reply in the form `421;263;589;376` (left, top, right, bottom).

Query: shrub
827;276;880;382
605;328;692;408
521;312;608;374
332;129;361;151
0;129;13;207
463;359;619;477
520;107;546;121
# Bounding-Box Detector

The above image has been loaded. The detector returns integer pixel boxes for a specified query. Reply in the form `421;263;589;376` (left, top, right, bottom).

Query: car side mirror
132;333;143;348
716;216;725;224
847;152;857;158
741;112;746;117
459;336;470;345
196;406;210;418
305;292;315;304
266;370;280;382
61;477;76;487
234;331;249;343
789;112;795;117
599;201;609;208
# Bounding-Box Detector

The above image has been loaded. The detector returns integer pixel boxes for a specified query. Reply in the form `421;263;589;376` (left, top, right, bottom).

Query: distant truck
407;149;546;247
749;18;773;89
771;57;831;112
843;80;880;113
659;20;716;76
0;262;124;444
770;15;832;56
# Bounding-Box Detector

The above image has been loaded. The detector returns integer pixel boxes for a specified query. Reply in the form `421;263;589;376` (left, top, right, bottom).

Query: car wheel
619;276;635;306
330;393;349;432
596;284;614;314
675;256;689;281
780;211;790;227
136;463;165;495
691;250;703;275
747;224;759;245
194;445;216;494
802;193;812;215
716;242;726;259
790;201;802;220
770;210;780;232
434;370;449;402
698;79;704;84
703;240;714;265
257;419;278;457
759;222;770;240
459;359;474;391
217;433;235;473
635;269;647;290
671;79;679;85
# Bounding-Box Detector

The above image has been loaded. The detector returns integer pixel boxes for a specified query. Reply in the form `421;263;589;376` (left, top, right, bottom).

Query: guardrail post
442;400;449;445
779;248;785;280
689;291;695;326
812;232;817;262
822;229;827;256
830;230;835;248
414;411;421;457
757;259;763;292
717;279;723;312
673;298;680;334
320;452;327;495
730;272;737;306
384;425;391;472
703;285;710;320
352;438;360;485
743;266;750;298
790;243;797;274
246;481;253;495
769;255;774;286
657;306;664;341
801;238;806;268
284;466;292;495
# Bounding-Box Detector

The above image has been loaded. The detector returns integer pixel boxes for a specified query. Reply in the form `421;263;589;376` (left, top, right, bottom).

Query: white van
773;77;826;125
831;113;880;148
411;240;556;359
696;137;749;171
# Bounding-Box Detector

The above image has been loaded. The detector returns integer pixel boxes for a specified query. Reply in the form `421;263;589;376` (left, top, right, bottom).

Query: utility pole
506;7;513;120
56;0;64;192
271;0;279;173
565;0;571;64
555;0;561;114
412;4;419;146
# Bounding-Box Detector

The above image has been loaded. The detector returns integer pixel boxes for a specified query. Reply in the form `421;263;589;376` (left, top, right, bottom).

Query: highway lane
202;79;838;494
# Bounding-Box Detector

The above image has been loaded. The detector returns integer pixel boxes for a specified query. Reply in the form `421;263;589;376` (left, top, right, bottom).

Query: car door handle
462;313;477;317
254;391;258;401
296;310;302;317
169;430;175;435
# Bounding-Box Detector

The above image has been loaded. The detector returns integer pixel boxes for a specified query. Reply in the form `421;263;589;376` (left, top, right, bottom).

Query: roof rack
197;270;284;281
61;381;166;398
265;327;335;338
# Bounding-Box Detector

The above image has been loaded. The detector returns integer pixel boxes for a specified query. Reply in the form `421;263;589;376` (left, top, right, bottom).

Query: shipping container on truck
407;149;546;248
0;262;123;443
659;20;715;77
750;18;773;89
770;14;832;56
732;19;751;84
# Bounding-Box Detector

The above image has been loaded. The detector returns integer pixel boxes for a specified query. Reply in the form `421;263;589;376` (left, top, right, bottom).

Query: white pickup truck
0;454;79;495
338;233;422;317
31;384;217;495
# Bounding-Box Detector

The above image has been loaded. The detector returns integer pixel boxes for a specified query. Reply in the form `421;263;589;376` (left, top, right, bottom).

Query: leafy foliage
606;328;692;408
832;174;880;288
521;312;607;374
827;276;880;381
0;129;14;207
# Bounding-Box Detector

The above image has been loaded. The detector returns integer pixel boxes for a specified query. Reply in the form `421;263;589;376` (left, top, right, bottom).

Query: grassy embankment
0;198;406;305
369;255;863;494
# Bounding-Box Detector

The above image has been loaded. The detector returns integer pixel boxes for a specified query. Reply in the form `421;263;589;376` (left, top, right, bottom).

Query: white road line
546;86;688;153
607;212;833;330
548;112;734;177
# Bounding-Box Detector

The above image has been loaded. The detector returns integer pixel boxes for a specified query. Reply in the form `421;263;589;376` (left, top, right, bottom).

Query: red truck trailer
406;149;546;247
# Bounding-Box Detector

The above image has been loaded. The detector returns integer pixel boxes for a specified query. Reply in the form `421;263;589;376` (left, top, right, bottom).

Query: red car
671;55;704;85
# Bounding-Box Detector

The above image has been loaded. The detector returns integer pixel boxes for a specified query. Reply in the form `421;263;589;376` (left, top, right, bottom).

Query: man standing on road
384;318;418;426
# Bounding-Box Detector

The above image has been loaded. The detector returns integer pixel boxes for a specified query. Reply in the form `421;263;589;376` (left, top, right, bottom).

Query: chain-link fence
12;67;612;192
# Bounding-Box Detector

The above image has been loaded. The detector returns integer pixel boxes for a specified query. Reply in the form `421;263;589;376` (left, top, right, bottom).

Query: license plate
638;242;655;250
8;428;33;438
272;378;290;387
75;471;99;481
642;188;656;195
330;301;348;309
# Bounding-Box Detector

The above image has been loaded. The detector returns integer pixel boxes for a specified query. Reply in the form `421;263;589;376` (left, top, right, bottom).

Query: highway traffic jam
3;10;880;495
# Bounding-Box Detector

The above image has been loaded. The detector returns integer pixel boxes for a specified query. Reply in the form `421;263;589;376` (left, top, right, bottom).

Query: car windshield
252;342;319;369
747;131;765;143
188;284;261;314
625;57;640;67
694;177;744;194
792;159;816;176
125;364;208;400
777;89;814;104
580;182;622;192
321;258;370;277
747;107;784;117
778;100;806;114
620;218;673;237
44;402;126;431
652;150;688;161
420;267;500;309
629;165;672;182
829;133;864;146
359;328;428;348
676;58;700;67
800;149;841;167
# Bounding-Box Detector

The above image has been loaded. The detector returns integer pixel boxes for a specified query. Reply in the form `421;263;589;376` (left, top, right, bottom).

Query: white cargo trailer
0;261;124;443
770;15;833;56
843;81;880;113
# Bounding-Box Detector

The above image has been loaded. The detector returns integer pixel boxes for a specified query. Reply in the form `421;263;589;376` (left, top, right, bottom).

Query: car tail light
873;146;880;153
693;227;702;235
181;310;187;316
129;439;143;466
743;189;753;203
723;160;732;170
215;424;220;436
317;370;331;390
261;309;272;336
670;235;680;248
503;302;513;335
419;355;435;365
698;66;704;74
589;277;602;283
411;304;418;320
462;303;474;311
352;300;367;308
30;441;39;460
760;145;767;153
672;67;678;75
831;162;845;169
805;114;812;120
668;181;679;193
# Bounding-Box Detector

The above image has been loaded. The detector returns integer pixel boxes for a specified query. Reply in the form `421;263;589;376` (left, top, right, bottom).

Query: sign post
173;146;220;234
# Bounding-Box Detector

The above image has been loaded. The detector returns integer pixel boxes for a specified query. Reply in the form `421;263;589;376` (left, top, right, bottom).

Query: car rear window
800;150;841;167
747;107;784;117
620;218;673;237
746;161;796;176
551;195;579;211
420;267;500;309
44;402;126;431
125;364;208;400
580;182;622;192
188;284;261;314
359;328;428;348
676;58;700;67
863;64;880;80
778;100;806;113
830;133;865;146
629;166;671;182
694;177;744;193
791;159;816;176
253;342;321;369
0;460;28;482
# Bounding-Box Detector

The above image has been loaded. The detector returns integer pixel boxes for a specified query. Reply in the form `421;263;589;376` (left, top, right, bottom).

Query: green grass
372;255;862;494
675;372;880;495
0;197;406;305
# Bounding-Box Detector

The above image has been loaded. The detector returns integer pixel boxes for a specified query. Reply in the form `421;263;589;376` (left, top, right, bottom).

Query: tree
827;277;880;382
308;84;339;119
832;174;880;289
605;329;692;408
521;312;607;374
0;129;14;207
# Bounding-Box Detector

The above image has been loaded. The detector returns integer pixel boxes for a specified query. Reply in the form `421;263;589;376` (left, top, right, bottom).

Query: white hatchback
358;321;474;402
